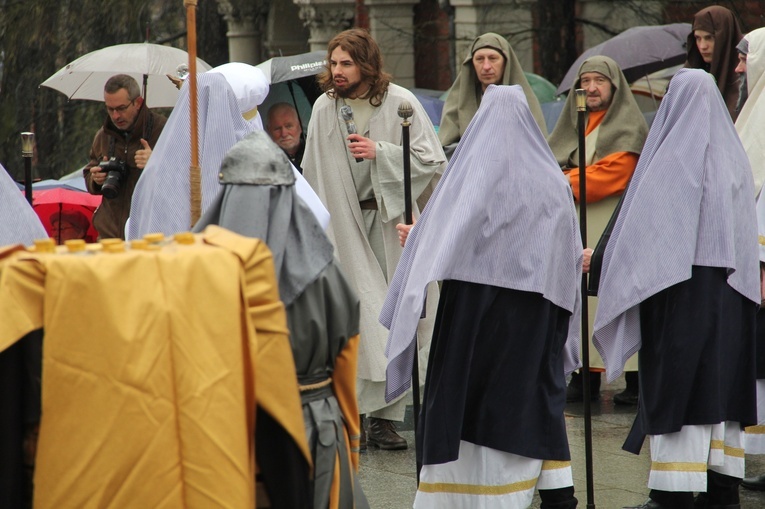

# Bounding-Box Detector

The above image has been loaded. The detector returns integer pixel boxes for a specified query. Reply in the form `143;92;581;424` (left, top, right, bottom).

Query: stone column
364;0;419;88
448;0;535;73
267;1;311;57
294;0;355;52
216;0;271;64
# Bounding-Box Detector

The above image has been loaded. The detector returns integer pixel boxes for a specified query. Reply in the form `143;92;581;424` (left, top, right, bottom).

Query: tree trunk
534;0;579;87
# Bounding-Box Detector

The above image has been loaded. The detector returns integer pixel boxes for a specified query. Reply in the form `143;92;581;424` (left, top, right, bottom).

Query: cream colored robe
303;85;445;399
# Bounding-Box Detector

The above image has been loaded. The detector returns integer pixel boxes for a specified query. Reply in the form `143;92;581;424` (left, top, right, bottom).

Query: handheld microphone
340;105;363;163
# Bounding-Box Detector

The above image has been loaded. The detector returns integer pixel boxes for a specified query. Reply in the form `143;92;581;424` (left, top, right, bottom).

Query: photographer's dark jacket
84;104;166;239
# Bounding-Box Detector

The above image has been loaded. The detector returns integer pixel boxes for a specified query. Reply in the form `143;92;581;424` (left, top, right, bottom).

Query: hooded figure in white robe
594;68;759;508
0;164;47;245
381;84;581;509
128;73;328;239
0;162;47;507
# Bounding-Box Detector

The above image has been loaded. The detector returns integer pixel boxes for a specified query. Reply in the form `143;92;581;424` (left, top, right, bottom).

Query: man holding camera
84;74;166;239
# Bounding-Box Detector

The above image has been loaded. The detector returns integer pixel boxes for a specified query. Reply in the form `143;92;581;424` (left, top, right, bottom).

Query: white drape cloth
593;69;759;382
381;85;582;402
0;163;47;245
736;27;765;197
129;73;328;239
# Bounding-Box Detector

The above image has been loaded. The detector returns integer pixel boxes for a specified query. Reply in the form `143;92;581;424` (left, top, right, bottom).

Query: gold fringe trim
542;460;572;471
650;461;707;473
418;478;538;496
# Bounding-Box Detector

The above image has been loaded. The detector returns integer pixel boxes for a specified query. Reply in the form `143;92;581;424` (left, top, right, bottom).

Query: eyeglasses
106;99;136;114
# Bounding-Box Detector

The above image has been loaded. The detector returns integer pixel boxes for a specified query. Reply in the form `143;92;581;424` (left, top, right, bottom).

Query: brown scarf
547;56;648;168
685;5;744;120
439;33;546;147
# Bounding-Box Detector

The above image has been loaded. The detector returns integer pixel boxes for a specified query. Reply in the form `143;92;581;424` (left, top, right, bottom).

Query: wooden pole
398;101;420;484
184;0;201;227
21;132;35;206
576;88;596;509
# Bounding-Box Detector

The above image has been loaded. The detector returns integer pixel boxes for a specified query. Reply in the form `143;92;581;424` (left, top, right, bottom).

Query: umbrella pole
286;81;306;134
142;73;149;108
644;74;658;111
185;0;201;227
576;89;596;509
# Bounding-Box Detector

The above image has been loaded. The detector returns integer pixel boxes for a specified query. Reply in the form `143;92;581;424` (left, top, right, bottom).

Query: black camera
98;157;127;199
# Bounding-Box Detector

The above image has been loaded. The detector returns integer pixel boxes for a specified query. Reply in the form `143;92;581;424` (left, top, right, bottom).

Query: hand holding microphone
340;105;364;163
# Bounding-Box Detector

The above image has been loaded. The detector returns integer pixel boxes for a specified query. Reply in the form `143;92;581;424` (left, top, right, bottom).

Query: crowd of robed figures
2;4;765;509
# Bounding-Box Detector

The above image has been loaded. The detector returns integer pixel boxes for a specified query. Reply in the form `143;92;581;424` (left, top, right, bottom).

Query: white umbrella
41;43;212;108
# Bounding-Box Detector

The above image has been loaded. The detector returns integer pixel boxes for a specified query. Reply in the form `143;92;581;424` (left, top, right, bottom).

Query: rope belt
299;378;332;392
359;198;378;210
299;378;334;405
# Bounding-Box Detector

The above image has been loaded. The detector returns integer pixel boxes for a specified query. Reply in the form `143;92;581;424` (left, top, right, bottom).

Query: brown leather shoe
366;417;408;450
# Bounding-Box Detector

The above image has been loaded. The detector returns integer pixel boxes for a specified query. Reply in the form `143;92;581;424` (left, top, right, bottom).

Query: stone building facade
213;0;765;91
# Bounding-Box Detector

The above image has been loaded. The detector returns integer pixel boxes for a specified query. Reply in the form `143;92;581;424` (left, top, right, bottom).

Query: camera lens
101;171;120;199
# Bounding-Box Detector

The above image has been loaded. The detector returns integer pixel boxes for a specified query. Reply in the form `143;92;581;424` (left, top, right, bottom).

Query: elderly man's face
580;72;613;112
735;53;747;74
472;48;506;91
268;108;303;156
694;29;715;64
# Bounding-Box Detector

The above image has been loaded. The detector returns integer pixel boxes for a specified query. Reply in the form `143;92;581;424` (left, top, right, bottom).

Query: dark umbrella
557;23;691;94
256;51;327;84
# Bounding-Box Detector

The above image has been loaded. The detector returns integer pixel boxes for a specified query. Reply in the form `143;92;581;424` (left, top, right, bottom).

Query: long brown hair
318;28;392;107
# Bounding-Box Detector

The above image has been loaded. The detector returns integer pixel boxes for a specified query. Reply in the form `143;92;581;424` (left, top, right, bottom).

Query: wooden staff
184;0;201;227
398;101;420;483
576;88;596;509
21;132;34;205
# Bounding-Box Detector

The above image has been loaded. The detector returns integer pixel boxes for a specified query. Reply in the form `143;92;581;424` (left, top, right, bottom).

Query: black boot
359;414;367;453
614;370;639;405
539;486;577;508
623;489;694;509
741;472;765;491
694;491;709;508
566;370;601;402
705;470;741;508
366;417;407;450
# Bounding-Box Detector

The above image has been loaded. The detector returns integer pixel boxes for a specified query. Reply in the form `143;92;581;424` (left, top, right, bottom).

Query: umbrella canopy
32;178;87;192
409;88;445;127
41;43;212;108
526;72;558;103
256;51;326;85
557;23;691;94
31;187;101;244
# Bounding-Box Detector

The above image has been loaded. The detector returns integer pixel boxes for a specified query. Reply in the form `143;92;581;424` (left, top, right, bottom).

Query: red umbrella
31;187;101;244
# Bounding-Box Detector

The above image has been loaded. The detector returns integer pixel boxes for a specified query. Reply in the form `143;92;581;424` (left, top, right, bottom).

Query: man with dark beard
735;35;750;115
302;28;445;452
